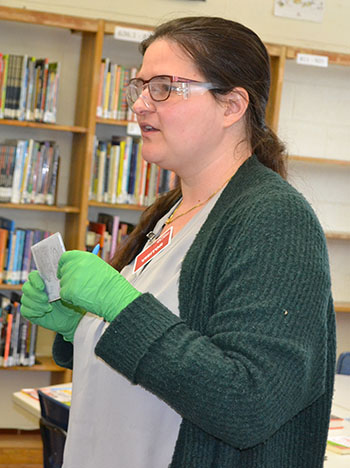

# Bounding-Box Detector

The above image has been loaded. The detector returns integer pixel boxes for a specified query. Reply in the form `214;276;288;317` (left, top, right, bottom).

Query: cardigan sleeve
52;333;74;370
96;190;333;450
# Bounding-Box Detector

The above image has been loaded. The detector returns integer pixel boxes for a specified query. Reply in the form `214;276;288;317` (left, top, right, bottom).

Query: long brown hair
110;16;287;271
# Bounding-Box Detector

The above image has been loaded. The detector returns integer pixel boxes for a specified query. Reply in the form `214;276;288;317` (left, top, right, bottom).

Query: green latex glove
21;271;85;342
57;250;141;322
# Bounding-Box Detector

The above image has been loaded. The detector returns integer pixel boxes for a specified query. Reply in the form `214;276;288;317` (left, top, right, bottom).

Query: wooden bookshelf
0;356;63;372
96;117;130;126
0;356;71;384
0;5;98;32
334;302;350;313
88;200;145;211
289;155;350;166
0;203;79;212
286;46;350;67
325;232;350;241
0;119;87;133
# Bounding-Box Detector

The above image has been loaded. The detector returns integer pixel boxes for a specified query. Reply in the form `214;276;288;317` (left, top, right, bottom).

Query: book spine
28;323;38;366
0;229;8;283
25;57;35;121
17;55;28;121
46;143;59;205
4;231;17;284
96;141;107;202
3;308;13;367
0;55;9;119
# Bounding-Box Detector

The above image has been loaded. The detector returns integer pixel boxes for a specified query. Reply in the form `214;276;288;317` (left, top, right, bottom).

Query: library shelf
0;203;80;213
0;283;22;291
286;46;350;67
325;232;350;241
103;19;153;36
88;200;145;211
96;117;130;127
0;119;87;133
0;5;98;32
289;155;350;167
0;356;64;373
334;302;350;314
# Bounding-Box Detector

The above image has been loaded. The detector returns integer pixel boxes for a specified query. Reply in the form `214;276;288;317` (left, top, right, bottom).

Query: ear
222;87;249;127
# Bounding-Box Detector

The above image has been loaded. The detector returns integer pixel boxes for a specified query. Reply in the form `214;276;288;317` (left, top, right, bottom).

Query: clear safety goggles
126;74;219;111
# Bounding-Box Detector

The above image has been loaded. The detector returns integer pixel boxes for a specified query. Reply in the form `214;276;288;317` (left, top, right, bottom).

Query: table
325;374;350;467
13;377;349;466
13;382;72;419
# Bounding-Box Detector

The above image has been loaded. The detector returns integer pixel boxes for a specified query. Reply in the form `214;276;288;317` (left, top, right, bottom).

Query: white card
31;232;66;302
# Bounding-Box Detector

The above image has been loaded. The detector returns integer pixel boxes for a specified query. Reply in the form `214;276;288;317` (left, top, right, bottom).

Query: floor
0;430;43;468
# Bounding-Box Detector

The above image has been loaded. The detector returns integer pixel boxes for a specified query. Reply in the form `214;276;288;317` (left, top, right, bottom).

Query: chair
38;390;70;468
336;352;350;375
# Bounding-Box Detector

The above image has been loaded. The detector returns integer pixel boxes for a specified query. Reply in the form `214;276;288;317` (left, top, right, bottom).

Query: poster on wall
274;0;325;23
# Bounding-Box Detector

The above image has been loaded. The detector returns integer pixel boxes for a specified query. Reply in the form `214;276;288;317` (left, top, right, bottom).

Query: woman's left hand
57;250;141;322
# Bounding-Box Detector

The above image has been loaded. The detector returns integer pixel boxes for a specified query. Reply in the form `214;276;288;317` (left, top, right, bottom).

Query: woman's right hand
21;271;85;342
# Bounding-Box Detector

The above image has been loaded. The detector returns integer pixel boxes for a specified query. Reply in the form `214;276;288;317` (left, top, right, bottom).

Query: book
28;323;38;366
19;314;30;366
96;141;107;202
24;57;36;121
0;143;16;202
0;228;9;283
20;229;34;283
97;212;120;261
329;414;345;430
17;54;29;121
46;142;59;205
0;294;11;367
21;384;72;406
2;302;13;367
10;139;27;203
43;62;60;123
0;54;9;119
13;228;26;284
86;221;106;254
7;299;21;366
0;216;16;283
107;137;121;204
327;435;350;455
109;216;120;260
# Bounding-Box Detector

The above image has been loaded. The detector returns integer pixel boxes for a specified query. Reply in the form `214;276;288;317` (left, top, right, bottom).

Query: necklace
165;173;233;225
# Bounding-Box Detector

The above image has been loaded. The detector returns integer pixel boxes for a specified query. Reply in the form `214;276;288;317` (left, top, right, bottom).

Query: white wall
1;0;350;54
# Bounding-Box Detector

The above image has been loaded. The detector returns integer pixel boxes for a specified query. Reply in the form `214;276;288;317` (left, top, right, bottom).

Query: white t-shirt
62;192;222;468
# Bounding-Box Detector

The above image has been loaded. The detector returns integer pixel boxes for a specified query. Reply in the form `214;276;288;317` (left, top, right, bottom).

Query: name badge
133;227;173;273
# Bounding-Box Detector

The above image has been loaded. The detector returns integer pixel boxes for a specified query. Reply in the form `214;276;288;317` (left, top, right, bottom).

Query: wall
0;0;350;54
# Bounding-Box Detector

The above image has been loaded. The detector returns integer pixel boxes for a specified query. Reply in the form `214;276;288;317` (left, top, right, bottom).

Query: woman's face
133;39;226;177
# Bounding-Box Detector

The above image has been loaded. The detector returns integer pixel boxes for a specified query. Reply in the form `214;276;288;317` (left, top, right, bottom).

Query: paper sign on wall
114;26;152;43
274;0;325;23
296;53;328;67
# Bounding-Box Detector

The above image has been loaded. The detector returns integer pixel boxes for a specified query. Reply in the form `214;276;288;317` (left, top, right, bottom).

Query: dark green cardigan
54;155;336;467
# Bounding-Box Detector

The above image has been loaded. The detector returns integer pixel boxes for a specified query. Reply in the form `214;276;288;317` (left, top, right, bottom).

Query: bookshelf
0;4;348;429
0;5;102;428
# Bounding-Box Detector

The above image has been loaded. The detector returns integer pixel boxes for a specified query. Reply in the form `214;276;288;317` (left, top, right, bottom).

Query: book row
96;58;137;122
86;213;135;263
0;216;52;285
0;139;60;205
0;292;38;367
89;136;173;206
0;53;60;123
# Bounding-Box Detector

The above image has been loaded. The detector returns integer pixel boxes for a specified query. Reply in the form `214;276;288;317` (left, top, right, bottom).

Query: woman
21;17;335;468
